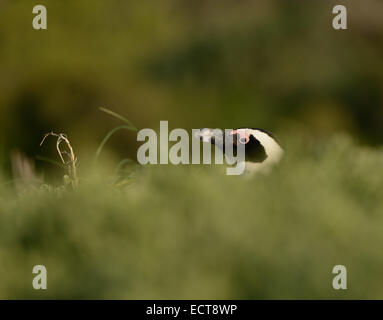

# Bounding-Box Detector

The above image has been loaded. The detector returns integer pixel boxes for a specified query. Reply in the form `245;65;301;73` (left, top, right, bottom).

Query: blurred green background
0;0;382;170
0;0;383;299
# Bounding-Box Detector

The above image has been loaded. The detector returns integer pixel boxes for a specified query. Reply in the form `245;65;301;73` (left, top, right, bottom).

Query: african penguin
195;127;284;174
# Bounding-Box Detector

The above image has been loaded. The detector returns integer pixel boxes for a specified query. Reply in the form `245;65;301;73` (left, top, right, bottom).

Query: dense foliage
1;136;382;299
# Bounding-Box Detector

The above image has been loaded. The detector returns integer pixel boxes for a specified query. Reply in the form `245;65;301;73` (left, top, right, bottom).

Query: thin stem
40;132;78;189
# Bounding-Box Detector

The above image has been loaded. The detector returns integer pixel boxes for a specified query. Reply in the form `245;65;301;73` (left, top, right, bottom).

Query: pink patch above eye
230;130;250;144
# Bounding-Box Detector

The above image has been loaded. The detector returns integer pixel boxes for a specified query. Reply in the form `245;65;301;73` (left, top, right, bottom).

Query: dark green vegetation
1;135;383;299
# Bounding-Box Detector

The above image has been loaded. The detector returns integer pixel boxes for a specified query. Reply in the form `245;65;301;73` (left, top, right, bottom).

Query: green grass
0;135;383;299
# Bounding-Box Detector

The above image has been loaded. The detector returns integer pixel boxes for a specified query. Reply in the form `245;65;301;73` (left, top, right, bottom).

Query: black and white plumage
196;127;284;174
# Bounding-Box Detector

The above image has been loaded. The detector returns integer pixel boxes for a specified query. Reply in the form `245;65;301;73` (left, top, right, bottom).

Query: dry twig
40;132;78;188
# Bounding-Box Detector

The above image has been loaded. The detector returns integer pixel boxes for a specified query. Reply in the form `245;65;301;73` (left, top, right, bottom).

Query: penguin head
195;127;283;172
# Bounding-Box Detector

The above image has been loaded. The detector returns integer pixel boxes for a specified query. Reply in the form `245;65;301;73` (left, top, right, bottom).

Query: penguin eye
230;129;249;144
239;136;250;144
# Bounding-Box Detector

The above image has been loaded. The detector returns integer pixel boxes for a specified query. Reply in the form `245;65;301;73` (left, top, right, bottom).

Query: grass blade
95;125;136;162
116;158;134;172
99;107;138;131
